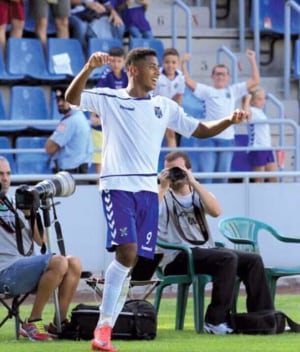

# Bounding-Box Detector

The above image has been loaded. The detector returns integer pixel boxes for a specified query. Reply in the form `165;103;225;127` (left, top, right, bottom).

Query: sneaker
204;322;233;335
91;325;118;352
47;320;78;340
20;319;52;341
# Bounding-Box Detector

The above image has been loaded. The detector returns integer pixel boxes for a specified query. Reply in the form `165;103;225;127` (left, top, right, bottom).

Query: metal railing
284;0;300;99
216;45;238;83
171;0;192;64
250;0;300;99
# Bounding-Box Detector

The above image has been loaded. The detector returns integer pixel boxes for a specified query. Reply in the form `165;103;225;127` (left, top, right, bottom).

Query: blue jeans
69;15;125;50
128;26;153;38
0;254;53;296
192;138;235;183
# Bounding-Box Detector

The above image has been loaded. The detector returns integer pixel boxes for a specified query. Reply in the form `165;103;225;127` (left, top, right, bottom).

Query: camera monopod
40;197;62;334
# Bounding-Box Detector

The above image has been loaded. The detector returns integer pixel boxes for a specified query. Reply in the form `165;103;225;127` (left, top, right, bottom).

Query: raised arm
181;53;197;91
65;52;111;106
192;109;250;138
245;49;260;91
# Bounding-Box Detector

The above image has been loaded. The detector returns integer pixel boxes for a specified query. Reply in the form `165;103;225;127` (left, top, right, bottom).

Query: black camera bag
229;310;300;335
69;299;157;340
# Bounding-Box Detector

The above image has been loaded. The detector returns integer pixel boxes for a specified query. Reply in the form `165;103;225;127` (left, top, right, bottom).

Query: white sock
111;276;131;327
98;259;131;327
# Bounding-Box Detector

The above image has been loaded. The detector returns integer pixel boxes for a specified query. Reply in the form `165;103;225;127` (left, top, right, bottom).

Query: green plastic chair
218;216;300;303
154;239;213;333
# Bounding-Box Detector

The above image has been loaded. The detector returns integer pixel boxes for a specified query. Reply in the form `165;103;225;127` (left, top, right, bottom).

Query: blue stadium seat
87;38;123;80
250;0;300;35
7;38;66;82
129;38;164;66
47;38;85;78
87;38;123;56
15;137;51;175
0;136;16;173
231;134;251;172
181;87;206;120
9;86;50;132
294;39;300;79
50;91;63;121
0;46;24;82
0;91;11;132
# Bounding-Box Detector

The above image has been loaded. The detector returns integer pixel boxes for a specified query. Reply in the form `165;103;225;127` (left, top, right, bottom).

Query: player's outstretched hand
230;109;250;124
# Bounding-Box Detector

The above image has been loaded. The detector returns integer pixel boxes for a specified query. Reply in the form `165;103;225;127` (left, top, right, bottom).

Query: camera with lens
167;167;187;182
15;171;76;211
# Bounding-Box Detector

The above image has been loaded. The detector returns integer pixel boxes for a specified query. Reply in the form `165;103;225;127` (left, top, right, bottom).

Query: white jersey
79;88;199;192
248;106;272;147
193;82;247;139
153;68;185;100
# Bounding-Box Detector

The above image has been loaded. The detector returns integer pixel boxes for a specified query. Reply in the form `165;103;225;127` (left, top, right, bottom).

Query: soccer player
65;48;249;352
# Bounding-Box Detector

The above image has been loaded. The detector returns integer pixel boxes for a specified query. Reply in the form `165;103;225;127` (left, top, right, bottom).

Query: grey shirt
0;200;33;273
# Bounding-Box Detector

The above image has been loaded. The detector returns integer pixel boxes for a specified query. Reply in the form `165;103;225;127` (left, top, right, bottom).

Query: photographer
45;87;93;174
0;157;82;341
157;151;274;334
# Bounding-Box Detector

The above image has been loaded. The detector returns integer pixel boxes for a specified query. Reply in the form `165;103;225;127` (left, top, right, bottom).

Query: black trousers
164;247;274;325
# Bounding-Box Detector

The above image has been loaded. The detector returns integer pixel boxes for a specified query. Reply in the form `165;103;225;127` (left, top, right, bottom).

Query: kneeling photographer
0;157;82;341
157;151;274;334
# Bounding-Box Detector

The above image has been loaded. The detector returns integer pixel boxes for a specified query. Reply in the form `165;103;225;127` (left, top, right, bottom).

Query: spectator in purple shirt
115;0;153;39
96;46;128;88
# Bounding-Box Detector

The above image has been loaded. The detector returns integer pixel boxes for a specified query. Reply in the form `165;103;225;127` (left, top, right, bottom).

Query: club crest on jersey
154;106;162;118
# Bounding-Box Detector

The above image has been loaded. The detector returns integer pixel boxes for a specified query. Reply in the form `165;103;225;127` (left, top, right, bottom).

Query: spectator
65;48;249;352
0;0;25;54
0;156;82;340
157;150;274;334
181;49;260;183
92;46;128;175
28;0;70;49
45;87;93;174
153;48;185;147
115;0;153;39
242;87;278;183
95;46;127;89
69;0;125;52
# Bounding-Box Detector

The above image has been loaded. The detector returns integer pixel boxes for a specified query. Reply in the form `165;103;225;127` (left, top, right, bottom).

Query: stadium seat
0;46;24;82
15;137;51;174
0;136;16;173
294;39;300;79
9;86;51;132
128;38;164;66
87;37;123;56
87;38;123;80
181;87;206;120
0;91;14;132
231;134;251;172
50;91;62;121
47;38;85;78
7;38;66;82
250;0;300;35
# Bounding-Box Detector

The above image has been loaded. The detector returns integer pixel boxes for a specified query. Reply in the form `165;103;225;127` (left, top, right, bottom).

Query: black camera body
15;186;40;211
167;167;187;182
